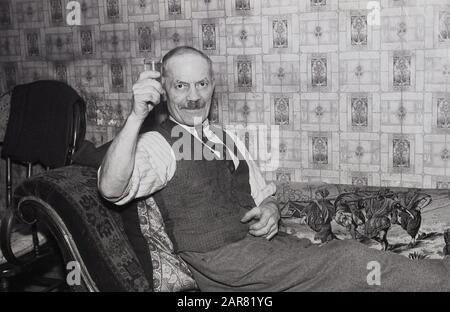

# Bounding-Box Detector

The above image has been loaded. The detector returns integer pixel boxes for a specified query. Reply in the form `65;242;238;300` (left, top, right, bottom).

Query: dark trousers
180;232;450;291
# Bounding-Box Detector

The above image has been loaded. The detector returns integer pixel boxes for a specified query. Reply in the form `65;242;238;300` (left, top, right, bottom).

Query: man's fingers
243;202;280;237
139;93;159;105
133;85;161;96
249;213;270;231
241;207;261;223
250;224;271;237
138;70;161;80
263;222;278;240
265;224;278;240
249;217;274;236
133;80;164;95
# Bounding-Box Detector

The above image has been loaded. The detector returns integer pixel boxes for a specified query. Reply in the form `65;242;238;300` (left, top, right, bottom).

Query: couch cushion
137;197;198;292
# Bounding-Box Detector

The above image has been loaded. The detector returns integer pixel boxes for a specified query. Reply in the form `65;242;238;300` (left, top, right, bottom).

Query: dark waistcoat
152;119;256;253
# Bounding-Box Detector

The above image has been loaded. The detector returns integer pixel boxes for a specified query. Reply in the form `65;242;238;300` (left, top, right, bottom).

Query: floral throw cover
276;182;450;260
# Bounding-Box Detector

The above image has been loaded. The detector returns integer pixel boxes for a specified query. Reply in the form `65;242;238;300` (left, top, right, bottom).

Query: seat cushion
137;197;198;292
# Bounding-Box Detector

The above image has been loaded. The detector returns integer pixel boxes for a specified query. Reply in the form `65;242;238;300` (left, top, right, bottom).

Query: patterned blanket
276;182;450;259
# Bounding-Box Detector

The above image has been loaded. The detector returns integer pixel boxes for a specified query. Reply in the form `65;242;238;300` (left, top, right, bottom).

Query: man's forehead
165;53;211;77
168;51;208;62
174;77;209;83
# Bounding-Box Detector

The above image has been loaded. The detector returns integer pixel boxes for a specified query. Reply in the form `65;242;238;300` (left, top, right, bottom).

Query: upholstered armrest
11;165;151;292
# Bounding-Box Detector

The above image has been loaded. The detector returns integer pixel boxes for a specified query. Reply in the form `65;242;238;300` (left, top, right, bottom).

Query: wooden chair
0;80;86;291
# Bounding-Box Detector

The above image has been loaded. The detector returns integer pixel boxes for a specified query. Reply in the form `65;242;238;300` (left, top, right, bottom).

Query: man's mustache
179;100;206;110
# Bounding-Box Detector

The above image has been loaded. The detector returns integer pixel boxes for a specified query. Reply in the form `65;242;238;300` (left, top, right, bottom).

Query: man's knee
324;239;376;261
324;239;360;251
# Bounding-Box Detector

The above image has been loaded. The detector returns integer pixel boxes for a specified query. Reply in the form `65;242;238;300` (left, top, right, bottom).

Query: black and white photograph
1;0;450;296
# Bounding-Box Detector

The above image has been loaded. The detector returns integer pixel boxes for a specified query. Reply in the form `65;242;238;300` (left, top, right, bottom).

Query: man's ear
161;77;168;101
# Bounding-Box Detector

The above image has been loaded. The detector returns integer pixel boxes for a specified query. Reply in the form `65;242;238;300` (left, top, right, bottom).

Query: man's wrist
260;195;279;210
127;112;147;126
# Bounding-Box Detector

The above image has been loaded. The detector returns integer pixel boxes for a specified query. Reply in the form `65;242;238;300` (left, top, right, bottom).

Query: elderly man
98;46;450;291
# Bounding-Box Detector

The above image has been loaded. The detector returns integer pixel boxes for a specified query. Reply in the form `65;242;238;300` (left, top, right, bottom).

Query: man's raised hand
131;70;165;121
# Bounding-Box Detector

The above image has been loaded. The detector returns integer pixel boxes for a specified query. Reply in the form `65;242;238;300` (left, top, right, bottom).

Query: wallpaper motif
2;0;450;212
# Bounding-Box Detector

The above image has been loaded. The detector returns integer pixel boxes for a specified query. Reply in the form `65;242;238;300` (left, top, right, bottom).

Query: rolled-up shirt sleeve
98;131;176;205
247;157;277;207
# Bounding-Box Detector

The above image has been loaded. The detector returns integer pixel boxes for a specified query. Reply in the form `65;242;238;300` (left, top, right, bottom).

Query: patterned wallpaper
2;0;450;212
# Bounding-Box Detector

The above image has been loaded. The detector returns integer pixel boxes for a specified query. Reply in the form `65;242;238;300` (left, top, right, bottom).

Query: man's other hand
241;197;280;240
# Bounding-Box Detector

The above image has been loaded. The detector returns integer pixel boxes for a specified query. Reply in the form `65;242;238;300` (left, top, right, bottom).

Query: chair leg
26;163;41;256
6;157;12;210
0;275;10;292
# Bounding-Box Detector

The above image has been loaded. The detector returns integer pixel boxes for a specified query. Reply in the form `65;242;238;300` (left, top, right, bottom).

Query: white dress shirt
100;116;276;206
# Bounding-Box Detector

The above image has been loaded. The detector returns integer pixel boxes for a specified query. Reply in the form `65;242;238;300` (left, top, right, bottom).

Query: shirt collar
168;115;210;137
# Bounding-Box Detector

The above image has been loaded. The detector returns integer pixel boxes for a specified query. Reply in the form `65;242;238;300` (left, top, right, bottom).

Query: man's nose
187;86;200;101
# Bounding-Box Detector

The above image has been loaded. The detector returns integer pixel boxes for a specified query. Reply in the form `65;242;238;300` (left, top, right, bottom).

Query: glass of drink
143;56;162;82
143;56;166;108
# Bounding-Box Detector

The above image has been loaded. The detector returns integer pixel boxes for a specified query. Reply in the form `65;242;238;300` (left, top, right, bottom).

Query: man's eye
175;84;185;89
197;81;208;88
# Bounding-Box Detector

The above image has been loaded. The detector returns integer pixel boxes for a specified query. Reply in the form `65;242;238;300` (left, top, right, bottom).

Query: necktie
198;127;237;173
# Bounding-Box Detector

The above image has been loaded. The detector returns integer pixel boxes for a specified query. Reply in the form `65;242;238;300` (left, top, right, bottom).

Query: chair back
2;80;86;170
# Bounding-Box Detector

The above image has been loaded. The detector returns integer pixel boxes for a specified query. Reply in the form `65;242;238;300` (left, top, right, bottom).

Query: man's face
163;53;215;126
